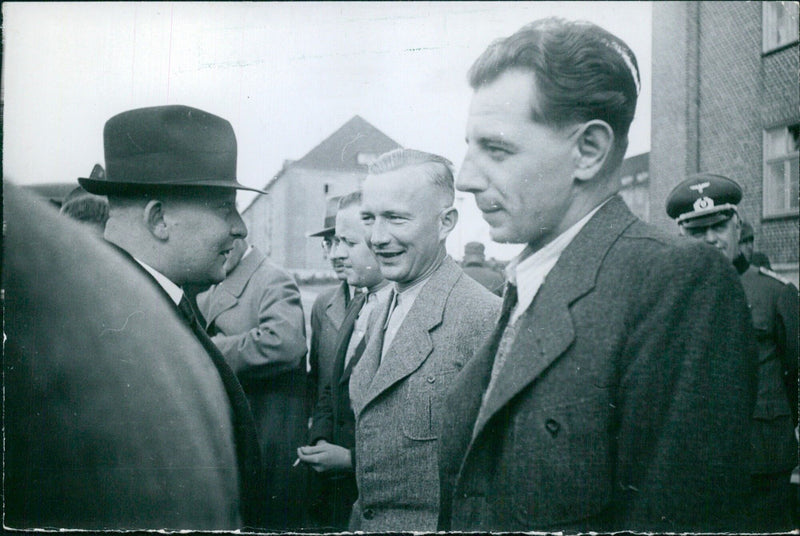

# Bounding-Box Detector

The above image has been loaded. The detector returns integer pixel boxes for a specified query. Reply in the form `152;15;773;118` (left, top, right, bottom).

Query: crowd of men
4;17;798;533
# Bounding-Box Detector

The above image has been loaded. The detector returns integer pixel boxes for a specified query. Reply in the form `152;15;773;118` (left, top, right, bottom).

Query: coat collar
201;247;267;327
324;281;349;330
351;255;461;416
470;195;637;440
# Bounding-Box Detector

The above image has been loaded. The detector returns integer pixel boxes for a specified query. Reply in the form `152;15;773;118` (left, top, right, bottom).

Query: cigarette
292;458;301;467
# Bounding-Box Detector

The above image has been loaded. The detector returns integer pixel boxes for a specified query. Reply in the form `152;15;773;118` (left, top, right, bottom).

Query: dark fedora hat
79;105;267;195
307;195;342;238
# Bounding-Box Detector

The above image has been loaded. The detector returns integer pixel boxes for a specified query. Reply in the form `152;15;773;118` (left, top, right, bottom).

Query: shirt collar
505;198;609;324
135;259;184;305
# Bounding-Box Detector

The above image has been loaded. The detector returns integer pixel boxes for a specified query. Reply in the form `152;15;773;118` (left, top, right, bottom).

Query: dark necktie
178;295;266;529
337;291;367;376
482;284;519;405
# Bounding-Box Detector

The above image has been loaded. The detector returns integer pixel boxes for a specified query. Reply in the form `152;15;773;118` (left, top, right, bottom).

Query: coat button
363;508;375;520
545;418;560;437
427;375;436;383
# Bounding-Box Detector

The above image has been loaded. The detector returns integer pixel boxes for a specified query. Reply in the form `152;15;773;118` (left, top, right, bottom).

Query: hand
296;440;352;473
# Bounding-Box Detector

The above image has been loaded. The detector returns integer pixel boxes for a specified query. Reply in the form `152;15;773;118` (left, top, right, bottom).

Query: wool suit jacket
310;291;367;451
197;247;309;529
308;292;368;529
4;184;240;530
308;281;349;407
438;196;759;533
349;256;501;532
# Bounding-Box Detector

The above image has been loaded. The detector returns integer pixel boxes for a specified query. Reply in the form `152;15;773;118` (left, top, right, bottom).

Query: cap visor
680;211;732;229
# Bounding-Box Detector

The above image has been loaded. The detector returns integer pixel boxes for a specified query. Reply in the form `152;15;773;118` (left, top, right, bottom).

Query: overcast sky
2;1;652;260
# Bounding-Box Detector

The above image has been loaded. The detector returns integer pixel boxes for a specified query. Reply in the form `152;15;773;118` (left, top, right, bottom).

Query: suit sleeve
776;282;799;425
306;295;326;410
308;380;335;444
211;269;307;380
614;243;757;531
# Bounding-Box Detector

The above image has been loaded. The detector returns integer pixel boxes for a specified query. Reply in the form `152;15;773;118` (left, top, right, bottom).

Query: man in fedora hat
666;172;798;531
80;104;268;529
307;195;351;405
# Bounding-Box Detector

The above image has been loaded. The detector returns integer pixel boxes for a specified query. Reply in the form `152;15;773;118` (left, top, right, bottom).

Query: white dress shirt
345;282;392;368
506;199;609;325
136;259;184;305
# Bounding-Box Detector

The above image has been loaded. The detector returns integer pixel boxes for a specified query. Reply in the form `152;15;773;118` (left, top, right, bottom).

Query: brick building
650;1;798;284
241;115;401;275
616;152;650;222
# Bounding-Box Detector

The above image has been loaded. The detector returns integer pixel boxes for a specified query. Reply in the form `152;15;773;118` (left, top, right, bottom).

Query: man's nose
370;219;391;247
330;240;347;260
455;150;485;193
703;228;717;244
230;211;248;238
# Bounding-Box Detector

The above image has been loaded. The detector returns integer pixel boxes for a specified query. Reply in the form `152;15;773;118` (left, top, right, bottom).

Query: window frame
762;1;800;54
762;124;800;219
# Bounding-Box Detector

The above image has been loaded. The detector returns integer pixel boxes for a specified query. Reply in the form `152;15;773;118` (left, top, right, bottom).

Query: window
763;1;799;52
763;124;799;217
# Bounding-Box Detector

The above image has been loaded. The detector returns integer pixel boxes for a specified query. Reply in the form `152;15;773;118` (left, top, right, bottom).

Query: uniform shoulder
758;266;793;286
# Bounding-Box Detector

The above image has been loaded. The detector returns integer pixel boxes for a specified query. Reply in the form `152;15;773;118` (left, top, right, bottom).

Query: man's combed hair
469;17;640;171
61;196;110;225
338;190;363;210
368;148;455;205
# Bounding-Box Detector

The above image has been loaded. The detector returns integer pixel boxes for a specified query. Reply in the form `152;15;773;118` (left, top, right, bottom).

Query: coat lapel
472;196;637;440
357;257;460;415
350;296;391;417
202;248;266;328
324;281;349;330
331;293;365;386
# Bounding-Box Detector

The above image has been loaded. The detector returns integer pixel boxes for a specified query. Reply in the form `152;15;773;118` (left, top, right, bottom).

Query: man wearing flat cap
80;105;268;529
667;172;799;531
462;241;504;296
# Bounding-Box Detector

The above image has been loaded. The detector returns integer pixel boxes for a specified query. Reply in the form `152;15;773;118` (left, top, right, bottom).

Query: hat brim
78;177;268;196
680;210;734;229
307;227;335;238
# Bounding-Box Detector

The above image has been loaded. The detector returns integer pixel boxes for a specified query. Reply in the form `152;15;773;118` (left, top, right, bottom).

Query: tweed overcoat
197;247;309;529
438;196;759;533
349;256;501;531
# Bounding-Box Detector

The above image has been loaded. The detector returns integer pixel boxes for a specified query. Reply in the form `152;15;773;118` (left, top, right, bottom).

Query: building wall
651;1;799;283
243;167;363;272
285;168;362;271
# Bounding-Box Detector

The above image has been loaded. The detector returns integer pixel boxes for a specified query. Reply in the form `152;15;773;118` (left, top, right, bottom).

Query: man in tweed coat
349;148;501;531
438;19;757;532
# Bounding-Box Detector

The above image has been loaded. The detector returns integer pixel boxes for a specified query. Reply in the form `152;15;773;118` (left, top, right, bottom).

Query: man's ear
143;199;169;240
439;206;459;240
733;213;742;243
572;120;614;182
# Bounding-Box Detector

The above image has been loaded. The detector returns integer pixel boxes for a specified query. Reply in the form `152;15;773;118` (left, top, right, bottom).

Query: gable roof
293;115;401;171
242;116;402;214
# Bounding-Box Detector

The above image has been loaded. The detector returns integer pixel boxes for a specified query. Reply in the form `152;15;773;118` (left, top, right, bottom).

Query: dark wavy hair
469;17;640;172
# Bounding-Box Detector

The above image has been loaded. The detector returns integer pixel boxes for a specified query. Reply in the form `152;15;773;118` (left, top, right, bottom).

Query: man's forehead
469;70;537;121
336;205;363;231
